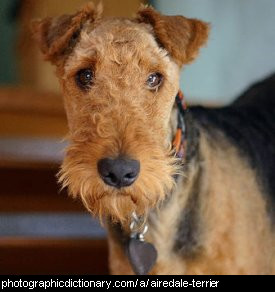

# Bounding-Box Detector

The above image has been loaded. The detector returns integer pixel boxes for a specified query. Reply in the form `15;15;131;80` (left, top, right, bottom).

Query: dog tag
127;238;157;275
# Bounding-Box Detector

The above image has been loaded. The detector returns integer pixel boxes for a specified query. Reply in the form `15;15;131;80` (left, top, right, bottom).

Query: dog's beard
58;142;180;224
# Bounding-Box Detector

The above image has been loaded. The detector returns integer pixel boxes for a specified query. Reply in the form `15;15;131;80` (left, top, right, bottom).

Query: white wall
151;0;275;104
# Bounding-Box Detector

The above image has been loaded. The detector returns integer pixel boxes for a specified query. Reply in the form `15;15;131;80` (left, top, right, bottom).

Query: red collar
172;90;187;158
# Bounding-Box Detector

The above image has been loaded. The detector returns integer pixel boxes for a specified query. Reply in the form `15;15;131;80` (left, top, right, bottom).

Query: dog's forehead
64;17;169;71
86;18;153;43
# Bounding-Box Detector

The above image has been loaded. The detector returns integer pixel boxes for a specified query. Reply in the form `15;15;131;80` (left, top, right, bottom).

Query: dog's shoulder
189;73;275;217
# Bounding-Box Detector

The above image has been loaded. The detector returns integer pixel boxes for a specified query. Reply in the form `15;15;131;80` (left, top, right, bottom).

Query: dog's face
33;3;208;223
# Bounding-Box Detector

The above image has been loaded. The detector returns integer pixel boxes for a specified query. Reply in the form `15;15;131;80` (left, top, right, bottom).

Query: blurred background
0;0;274;274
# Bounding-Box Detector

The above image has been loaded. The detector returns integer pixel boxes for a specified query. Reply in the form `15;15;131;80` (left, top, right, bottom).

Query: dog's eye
146;73;163;89
76;69;94;90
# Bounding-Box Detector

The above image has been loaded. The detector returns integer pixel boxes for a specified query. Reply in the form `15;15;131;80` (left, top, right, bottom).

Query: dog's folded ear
31;2;102;65
137;6;209;66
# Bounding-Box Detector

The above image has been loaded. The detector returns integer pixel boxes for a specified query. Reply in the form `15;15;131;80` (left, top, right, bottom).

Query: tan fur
137;6;210;65
189;132;274;275
32;2;274;275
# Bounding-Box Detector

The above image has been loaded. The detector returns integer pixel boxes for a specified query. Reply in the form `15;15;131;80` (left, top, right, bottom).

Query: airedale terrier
32;3;275;275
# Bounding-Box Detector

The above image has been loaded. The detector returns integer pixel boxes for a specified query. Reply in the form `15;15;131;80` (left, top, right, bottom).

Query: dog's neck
144;95;203;251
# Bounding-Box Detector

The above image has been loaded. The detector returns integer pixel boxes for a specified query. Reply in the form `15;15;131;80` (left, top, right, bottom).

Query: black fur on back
189;73;275;220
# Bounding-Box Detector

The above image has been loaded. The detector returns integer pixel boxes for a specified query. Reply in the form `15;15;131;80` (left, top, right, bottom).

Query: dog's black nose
97;157;140;188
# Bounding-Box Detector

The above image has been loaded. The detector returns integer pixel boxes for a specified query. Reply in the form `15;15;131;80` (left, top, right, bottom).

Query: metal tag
127;237;157;275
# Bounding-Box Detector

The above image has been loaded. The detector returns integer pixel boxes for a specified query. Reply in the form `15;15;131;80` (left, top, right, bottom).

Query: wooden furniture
0;165;108;275
0;87;108;274
0;238;108;275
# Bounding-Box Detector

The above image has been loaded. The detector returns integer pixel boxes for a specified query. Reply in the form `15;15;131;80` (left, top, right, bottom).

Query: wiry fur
56;16;186;224
33;3;204;224
33;2;275;274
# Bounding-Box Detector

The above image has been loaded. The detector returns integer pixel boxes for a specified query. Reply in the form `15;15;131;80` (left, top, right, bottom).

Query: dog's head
33;2;209;224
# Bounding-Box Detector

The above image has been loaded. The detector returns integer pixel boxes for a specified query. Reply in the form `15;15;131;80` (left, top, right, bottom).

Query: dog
32;2;275;274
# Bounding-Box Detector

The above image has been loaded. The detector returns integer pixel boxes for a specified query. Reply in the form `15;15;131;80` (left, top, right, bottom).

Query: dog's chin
75;184;167;225
82;191;148;224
